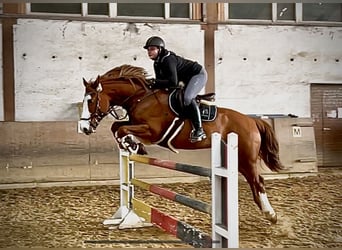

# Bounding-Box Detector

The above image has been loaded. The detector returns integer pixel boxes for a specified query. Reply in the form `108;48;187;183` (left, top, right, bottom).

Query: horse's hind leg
242;164;277;224
256;175;277;224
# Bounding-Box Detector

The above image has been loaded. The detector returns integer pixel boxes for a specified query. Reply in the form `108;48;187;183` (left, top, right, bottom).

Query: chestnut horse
79;64;283;223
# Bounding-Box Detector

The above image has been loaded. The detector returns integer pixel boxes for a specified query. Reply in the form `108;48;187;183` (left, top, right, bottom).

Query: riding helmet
143;36;165;49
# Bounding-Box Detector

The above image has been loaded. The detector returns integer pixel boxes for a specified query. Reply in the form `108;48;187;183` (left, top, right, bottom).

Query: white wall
13;19;204;121
216;25;342;117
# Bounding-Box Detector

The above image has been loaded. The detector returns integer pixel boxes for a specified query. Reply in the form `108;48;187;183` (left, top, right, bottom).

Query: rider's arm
154;56;178;88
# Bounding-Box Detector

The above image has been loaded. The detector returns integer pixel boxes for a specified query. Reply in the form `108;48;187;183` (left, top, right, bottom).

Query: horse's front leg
111;121;131;145
113;123;152;155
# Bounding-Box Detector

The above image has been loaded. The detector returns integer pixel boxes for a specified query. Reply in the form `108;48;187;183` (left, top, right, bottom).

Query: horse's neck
104;80;148;108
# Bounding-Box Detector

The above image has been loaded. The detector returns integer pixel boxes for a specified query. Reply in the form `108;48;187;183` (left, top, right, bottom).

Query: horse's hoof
265;212;277;224
121;135;135;150
137;143;148;155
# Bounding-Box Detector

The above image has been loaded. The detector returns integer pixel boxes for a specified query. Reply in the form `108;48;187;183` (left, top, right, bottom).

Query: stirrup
190;129;207;143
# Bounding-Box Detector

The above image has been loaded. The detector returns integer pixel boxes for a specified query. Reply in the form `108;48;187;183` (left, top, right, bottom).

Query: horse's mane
101;64;148;84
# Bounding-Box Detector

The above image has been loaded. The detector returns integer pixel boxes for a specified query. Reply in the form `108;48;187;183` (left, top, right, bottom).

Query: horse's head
79;76;110;135
79;65;151;135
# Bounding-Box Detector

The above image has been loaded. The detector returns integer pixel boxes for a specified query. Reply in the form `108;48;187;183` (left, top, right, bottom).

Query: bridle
81;78;151;130
80;88;107;130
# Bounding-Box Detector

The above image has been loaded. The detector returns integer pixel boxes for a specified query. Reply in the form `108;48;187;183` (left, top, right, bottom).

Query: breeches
183;68;208;106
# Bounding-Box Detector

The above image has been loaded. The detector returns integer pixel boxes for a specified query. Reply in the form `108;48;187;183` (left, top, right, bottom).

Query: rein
119;78;160;115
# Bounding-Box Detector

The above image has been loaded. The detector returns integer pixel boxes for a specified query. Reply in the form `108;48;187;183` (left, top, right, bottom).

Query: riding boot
187;99;206;143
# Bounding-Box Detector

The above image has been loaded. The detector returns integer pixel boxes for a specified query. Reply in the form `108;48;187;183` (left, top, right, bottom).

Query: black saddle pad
199;103;217;121
169;89;217;122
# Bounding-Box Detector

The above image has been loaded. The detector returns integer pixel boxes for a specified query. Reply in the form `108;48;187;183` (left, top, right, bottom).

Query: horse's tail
254;118;284;172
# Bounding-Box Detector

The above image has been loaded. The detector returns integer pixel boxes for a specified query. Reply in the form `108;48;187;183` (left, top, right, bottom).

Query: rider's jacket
153;49;202;89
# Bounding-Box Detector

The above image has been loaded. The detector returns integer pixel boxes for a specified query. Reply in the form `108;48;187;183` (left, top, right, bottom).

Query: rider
143;36;207;143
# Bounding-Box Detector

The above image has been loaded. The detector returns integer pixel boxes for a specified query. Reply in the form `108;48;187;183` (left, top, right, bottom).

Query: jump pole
104;132;239;248
130;178;212;214
129;153;211;177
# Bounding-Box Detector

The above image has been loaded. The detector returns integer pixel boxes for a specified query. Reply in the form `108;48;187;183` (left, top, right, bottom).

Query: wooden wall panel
311;84;342;167
0;121;204;184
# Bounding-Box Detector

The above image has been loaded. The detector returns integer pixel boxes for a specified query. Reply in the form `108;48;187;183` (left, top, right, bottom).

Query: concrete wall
215;25;342;117
12;19;204;121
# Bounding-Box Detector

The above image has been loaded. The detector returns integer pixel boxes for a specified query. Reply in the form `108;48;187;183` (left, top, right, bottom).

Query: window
88;3;108;16
277;3;295;21
117;3;190;18
229;3;272;20
117;3;164;18
171;3;189;18
303;3;342;22
224;3;341;24
31;3;81;14
28;3;190;19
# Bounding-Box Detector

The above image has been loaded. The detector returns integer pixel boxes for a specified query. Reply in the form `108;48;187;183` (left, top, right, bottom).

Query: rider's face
147;46;160;60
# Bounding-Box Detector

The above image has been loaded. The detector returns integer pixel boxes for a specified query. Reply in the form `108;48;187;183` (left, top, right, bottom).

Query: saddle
169;89;217;122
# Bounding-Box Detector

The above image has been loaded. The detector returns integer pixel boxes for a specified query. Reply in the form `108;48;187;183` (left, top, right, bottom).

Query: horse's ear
83;77;88;87
94;75;103;92
93;75;100;87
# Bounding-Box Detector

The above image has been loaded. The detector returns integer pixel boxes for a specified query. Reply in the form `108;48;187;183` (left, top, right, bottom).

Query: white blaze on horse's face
79;94;92;135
